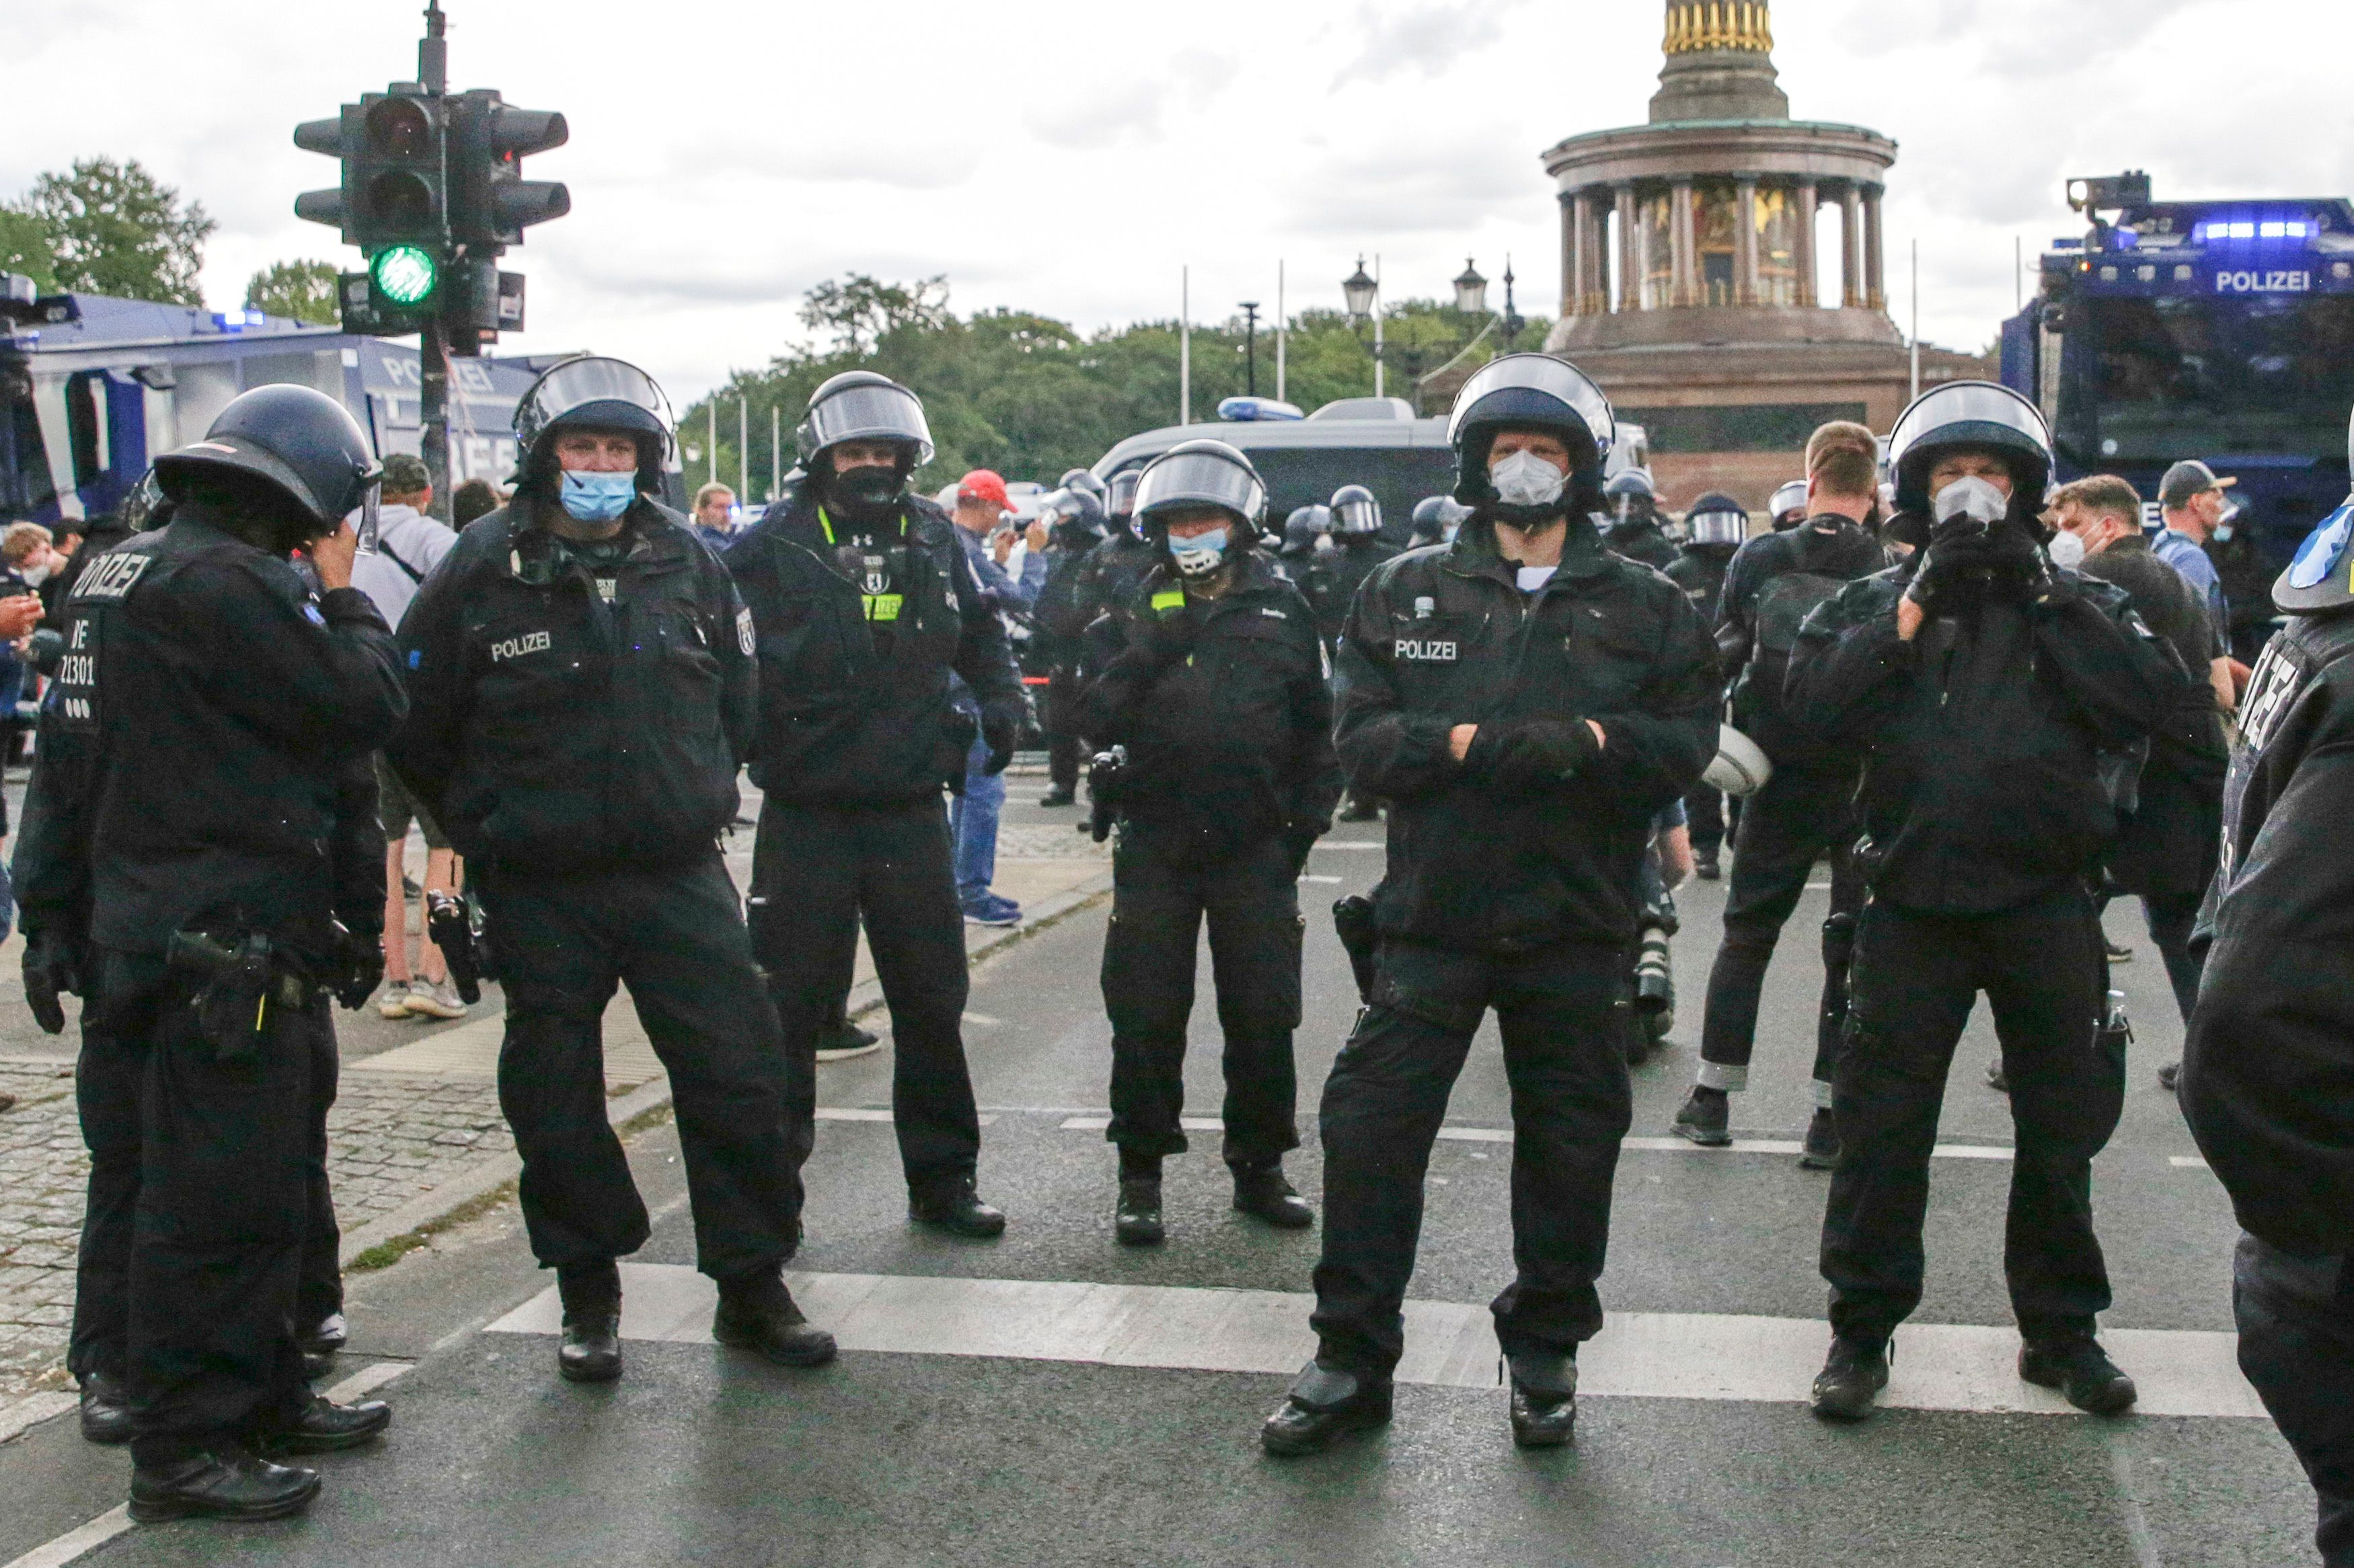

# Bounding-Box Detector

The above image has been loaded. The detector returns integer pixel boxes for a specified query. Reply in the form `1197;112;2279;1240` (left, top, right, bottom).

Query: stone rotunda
1540;1;1984;510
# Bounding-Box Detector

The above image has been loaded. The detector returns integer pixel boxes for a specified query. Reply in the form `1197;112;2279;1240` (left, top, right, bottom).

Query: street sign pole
421;318;451;520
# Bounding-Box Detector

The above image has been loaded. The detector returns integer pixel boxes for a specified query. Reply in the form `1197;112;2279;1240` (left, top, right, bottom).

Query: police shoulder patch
69;551;153;602
736;606;756;656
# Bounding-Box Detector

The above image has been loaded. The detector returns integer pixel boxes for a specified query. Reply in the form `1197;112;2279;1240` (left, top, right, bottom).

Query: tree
0;206;56;292
799;274;950;356
21;157;215;305
245;260;341;325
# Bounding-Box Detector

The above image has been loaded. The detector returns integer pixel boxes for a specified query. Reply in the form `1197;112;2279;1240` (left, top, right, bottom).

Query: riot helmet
2273;404;2354;613
1060;468;1109;510
796;370;932;518
513;355;675;487
116;467;166;535
1038;485;1107;540
1280;505;1324;555
1684;492;1749;549
1330;483;1383;538
1106;467;1143;533
1133;439;1265;579
153;383;381;548
1447;353;1615;523
1408;494;1468;548
1768;479;1809;530
1885;380;2053;522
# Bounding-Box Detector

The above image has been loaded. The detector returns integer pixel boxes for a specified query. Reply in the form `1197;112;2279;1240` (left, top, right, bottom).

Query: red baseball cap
956;469;1012;512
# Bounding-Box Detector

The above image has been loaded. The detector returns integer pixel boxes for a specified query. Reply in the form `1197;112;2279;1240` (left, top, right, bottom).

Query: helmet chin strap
1484;500;1570;531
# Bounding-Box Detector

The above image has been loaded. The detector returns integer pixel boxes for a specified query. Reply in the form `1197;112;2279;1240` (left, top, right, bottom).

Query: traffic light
447;90;570;249
295;86;451;332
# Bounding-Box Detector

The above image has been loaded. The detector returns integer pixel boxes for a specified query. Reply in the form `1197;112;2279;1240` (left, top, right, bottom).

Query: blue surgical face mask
1168;526;1229;578
560;469;638;523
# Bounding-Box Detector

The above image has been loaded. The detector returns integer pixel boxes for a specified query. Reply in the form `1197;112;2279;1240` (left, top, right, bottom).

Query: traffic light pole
420;319;451;521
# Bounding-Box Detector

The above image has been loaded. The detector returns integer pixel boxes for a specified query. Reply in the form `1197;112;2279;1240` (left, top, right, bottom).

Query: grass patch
348;1179;519;1274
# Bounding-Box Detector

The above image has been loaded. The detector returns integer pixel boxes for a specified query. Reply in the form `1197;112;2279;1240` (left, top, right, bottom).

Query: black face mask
826;463;903;520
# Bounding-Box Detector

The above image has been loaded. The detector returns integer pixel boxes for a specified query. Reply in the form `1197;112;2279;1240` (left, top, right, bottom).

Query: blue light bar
2197;219;2311;241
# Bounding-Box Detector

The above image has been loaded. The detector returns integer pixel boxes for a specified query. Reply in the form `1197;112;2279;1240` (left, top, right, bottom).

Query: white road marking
823;1107;996;1126
2169;1156;2211;1170
1309;842;1387;851
961;1013;1000;1027
484;1264;2268;1419
324;1360;413;1404
1058;1117;2018;1160
1;1508;131;1568
1297;875;1344;884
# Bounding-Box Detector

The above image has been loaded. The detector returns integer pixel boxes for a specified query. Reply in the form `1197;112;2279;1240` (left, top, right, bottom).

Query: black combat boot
911;1177;1008;1239
250;1393;393;1455
1260;1361;1393;1457
1810;1333;1889;1421
2019;1334;2137;1415
713;1269;838;1368
1671;1085;1732;1146
1506;1351;1577;1448
1231;1161;1314;1230
556;1259;623;1384
1798;1107;1839;1170
1116;1152;1164;1247
78;1369;133;1446
128;1446;321;1523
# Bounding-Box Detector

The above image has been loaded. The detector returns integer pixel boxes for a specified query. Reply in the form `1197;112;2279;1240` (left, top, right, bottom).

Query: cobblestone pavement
0;1057;511;1405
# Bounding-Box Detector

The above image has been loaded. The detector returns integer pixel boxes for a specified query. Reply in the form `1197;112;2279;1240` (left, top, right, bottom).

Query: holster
166;930;310;1067
1332;894;1379;1003
426;890;488;1005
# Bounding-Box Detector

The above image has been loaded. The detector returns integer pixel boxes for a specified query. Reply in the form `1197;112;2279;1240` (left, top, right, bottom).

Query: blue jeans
948;733;1004;907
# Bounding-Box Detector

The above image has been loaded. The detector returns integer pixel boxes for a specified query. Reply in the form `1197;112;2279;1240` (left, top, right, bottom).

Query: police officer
1408;494;1468;551
726;371;1024;1239
1768;479;1810;532
2182;470;2354;1568
17;385;405;1520
394;356;830;1384
1601;467;1680;570
1075;440;1342;1247
1666;492;1747;879
1672;426;1887;1164
1261;355;1716;1456
1073;471;1162;674
1314;485;1401;822
1031;484;1109;808
1275;504;1328;585
1787;383;2187;1421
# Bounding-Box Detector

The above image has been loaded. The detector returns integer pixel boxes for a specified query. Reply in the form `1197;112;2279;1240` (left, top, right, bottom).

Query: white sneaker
405;980;469;1020
378;980;423;1019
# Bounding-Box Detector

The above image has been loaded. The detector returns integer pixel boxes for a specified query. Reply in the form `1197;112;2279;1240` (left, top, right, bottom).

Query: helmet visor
1687;504;1746;546
517;357;674;459
1334;497;1380;535
800;381;935;466
1447;353;1615;464
1887;381;2050;474
1135;447;1266;524
1770;481;1809;519
352;476;383;555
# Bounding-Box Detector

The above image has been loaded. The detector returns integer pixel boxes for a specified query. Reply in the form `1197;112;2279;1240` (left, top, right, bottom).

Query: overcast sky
11;0;2353;405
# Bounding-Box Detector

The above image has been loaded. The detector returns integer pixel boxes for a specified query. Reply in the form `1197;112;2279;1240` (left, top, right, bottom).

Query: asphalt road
0;783;2317;1567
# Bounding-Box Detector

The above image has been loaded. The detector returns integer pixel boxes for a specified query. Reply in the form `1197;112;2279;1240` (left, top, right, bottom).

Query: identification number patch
490;630;553;662
52;613;100;731
1395;637;1458;662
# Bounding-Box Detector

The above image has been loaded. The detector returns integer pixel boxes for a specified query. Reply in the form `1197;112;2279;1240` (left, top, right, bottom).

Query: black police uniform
1788;551;2184;1345
1661;538;1736;859
725;485;1026;1205
2074;533;2228;1024
1692;516;1884;1105
2182;582;2354;1566
1312;514;1716;1378
391;494;808;1292
1601;508;1679;572
1303;534;1400;651
1072;527;1161;675
1033;514;1105;799
1076;552;1342;1173
15;505;404;1466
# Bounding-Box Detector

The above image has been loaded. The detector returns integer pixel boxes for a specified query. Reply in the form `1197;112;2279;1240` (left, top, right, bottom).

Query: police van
1;273;558;528
1093;389;1648;547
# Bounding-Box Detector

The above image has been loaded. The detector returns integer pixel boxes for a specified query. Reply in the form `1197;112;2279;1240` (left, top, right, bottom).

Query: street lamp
1342;258;1377;324
1239;301;1260;397
1452;258;1488;315
1501;255;1525;346
1342;256;1385;397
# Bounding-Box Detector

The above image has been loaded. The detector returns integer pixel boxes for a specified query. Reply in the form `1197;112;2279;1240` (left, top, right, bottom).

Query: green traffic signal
372;245;439;306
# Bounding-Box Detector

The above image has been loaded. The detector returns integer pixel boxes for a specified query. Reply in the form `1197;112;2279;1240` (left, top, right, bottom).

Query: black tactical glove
1122;602;1199;672
1466;716;1603;793
1906;522;1999;615
23;928;84;1035
981;705;1021;777
327;921;385;1013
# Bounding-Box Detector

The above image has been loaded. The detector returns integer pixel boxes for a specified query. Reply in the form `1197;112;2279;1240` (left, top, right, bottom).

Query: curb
841;867;1113;1024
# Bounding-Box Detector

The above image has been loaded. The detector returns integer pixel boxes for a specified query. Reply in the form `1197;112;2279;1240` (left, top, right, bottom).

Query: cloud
1330;0;1523;88
1278;124;1535;239
1026;48;1235;151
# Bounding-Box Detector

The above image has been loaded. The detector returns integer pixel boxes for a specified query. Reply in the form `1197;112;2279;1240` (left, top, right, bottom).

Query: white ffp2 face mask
1932;475;2010;528
1491;450;1568;510
2046;528;2086;569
